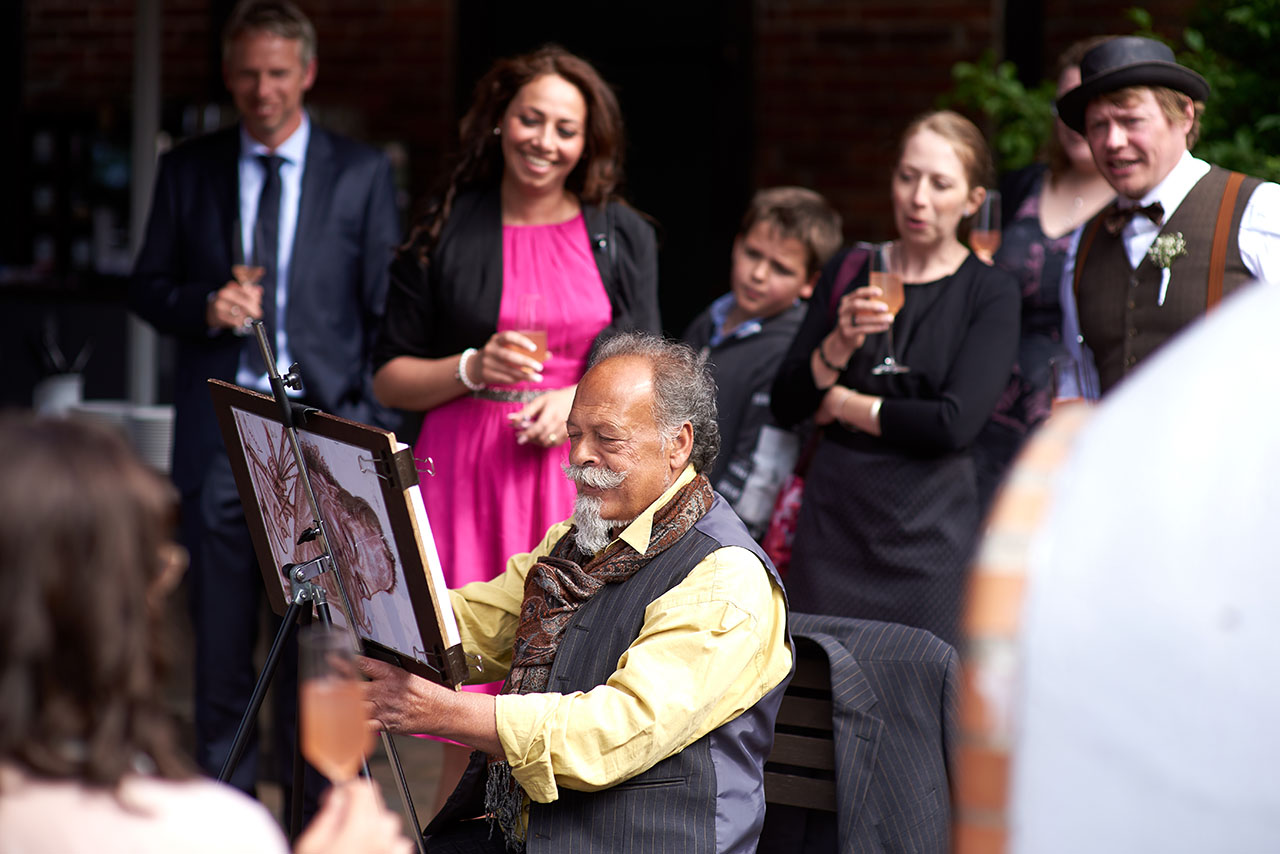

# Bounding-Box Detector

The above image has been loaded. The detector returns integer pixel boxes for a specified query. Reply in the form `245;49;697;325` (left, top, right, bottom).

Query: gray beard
563;462;632;555
571;494;614;555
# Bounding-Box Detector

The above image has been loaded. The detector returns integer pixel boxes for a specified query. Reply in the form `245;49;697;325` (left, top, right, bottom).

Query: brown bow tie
1103;201;1165;236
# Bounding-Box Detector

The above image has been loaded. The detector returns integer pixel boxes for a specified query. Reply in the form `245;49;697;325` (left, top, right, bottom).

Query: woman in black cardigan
371;45;659;808
771;111;1019;647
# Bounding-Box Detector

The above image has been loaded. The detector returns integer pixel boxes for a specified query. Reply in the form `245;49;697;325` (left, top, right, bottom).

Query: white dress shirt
235;115;310;392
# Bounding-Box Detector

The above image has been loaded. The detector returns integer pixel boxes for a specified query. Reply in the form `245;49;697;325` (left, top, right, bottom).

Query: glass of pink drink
299;626;374;783
512;293;548;365
870;241;910;375
970;189;1002;259
229;265;264;337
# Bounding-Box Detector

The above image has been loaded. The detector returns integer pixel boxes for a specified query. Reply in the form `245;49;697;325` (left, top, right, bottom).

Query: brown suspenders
1207;171;1246;312
1073;170;1246;313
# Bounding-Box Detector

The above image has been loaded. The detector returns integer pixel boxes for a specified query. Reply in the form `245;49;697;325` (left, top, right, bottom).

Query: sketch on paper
232;409;427;660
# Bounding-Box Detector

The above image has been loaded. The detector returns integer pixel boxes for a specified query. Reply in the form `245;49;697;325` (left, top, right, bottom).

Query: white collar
238;112;311;165
1131;150;1209;218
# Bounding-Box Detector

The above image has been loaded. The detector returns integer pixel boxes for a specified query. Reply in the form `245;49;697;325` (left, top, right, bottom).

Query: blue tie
248;154;284;375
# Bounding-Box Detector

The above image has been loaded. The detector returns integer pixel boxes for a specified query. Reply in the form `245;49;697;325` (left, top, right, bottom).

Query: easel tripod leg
217;598;303;785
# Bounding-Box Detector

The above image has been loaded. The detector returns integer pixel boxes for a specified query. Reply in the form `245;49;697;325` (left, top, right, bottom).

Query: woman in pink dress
372;46;660;808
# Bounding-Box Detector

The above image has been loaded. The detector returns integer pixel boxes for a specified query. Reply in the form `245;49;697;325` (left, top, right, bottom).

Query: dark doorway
1003;0;1045;85
457;1;754;336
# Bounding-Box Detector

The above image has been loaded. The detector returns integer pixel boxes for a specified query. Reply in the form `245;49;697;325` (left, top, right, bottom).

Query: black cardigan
373;186;660;370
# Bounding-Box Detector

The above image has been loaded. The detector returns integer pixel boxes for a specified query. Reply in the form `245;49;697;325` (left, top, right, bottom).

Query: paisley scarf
484;473;715;850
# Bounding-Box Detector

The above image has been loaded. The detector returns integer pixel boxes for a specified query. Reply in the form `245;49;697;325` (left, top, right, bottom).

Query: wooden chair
763;635;837;812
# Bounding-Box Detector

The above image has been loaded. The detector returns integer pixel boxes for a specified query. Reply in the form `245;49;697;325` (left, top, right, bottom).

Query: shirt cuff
496;693;561;803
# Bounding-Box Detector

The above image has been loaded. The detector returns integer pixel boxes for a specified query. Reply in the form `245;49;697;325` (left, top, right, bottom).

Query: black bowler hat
1056;36;1210;133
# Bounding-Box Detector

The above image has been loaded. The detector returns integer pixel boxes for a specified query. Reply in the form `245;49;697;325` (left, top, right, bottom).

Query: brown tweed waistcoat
1075;165;1260;394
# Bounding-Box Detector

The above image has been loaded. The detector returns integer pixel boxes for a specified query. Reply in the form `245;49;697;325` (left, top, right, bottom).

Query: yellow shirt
447;465;792;804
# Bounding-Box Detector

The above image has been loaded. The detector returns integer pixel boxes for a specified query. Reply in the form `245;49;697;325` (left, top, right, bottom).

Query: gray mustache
562;462;628;489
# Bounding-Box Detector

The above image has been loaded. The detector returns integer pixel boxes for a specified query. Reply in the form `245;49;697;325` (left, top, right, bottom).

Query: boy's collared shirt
707;292;802;348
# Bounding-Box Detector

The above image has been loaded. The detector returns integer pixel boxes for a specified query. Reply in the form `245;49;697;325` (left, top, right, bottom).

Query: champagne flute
971;189;1002;260
510;293;548;366
230;218;263;337
869;241;910;375
299;625;374;783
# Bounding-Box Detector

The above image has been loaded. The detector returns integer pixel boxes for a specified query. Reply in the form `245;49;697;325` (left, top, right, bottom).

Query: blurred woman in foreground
0;414;410;854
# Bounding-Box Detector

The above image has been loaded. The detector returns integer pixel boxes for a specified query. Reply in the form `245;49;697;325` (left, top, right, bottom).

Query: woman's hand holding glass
293;778;414;854
474;330;550;386
833;284;895;353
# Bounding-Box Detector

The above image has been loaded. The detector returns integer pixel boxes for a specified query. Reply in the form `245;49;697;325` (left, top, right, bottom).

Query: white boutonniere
1147;232;1187;307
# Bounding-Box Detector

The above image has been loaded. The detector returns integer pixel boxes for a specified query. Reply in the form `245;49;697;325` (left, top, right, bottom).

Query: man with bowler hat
1055;35;1280;395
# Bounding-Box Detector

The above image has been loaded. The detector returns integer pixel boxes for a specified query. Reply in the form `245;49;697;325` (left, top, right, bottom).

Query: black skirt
785;437;980;648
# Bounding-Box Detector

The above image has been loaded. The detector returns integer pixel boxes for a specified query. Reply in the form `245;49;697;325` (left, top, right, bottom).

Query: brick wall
26;0;215;110
18;0;1204;313
753;0;1004;241
23;0;454;204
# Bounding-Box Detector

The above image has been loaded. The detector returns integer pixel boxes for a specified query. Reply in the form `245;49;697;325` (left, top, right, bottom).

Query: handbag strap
788;247;871;478
828;246;870;318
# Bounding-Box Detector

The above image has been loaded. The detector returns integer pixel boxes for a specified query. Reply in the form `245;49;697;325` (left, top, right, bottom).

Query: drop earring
492;126;501;136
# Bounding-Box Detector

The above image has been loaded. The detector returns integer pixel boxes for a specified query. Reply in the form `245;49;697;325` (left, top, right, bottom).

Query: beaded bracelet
456;347;486;392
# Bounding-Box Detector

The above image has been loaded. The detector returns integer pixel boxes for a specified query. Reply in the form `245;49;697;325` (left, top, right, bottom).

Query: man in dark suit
130;0;400;806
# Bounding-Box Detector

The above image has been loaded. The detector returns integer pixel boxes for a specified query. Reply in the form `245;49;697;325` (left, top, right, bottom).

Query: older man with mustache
360;332;791;854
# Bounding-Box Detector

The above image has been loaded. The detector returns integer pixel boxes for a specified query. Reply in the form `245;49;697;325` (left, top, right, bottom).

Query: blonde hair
1096;86;1204;148
898;110;995;192
222;0;316;67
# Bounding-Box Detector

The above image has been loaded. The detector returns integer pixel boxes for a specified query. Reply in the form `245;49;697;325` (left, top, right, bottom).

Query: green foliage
943;1;1280;181
939;51;1055;174
1130;3;1280;181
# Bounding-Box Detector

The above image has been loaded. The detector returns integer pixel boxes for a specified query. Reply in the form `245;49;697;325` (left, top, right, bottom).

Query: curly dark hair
404;44;627;262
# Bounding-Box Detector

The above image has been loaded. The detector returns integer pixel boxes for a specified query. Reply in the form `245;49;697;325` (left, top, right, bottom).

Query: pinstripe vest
1076;165;1260;394
523;495;789;854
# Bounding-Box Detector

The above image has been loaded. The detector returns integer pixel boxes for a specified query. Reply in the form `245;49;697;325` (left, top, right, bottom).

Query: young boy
682;186;842;538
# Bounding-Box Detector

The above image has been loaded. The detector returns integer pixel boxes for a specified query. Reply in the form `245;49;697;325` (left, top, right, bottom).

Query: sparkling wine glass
971;190;1002;260
869;241;910;375
230;219;263;337
513;293;548;364
226;265;262;337
299;625;374;783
